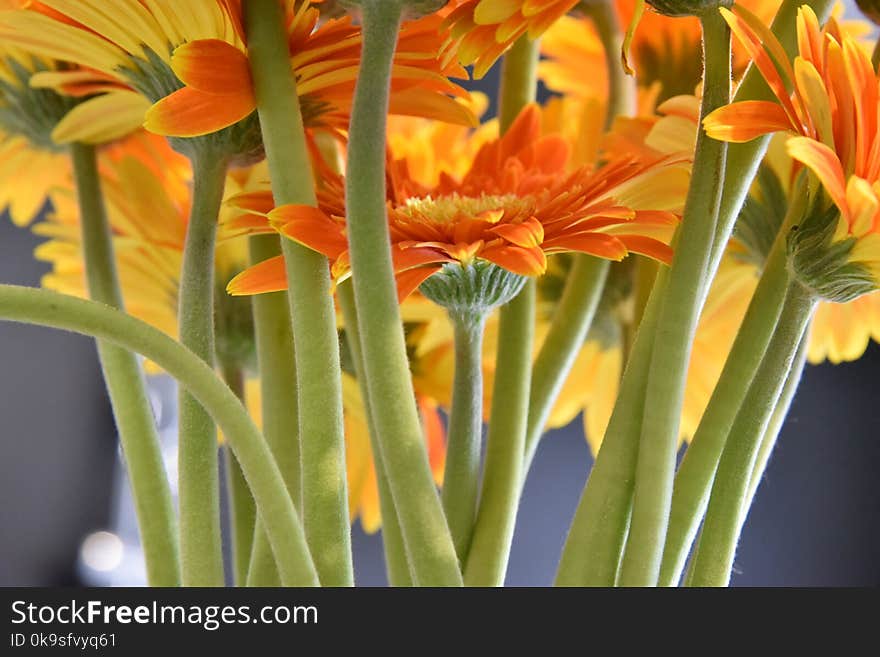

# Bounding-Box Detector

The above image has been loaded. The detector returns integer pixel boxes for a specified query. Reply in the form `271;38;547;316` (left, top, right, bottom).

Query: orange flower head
226;105;689;301
0;0;475;160
705;5;880;294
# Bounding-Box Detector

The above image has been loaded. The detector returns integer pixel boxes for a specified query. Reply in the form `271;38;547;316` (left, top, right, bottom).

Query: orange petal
171;39;252;95
703;101;794;143
786;136;849;218
543;233;628;261
617;236;674;264
270;205;348;260
144;87;256;137
478;243;547;275
396;265;443;302
489;216;544;247
227;255;287;296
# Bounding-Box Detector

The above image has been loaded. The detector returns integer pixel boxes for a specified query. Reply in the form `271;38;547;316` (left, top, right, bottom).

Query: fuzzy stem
344;0;461;586
524;257;609;471
441;315;486;564
177;150;227;587
70;143;180;587
688;283;816;586
554;270;666;586
220;364;255;587
0;284;318;585
582;0;634;127
657;186;804;587
244;233;301;588
617;12;731;587
244;0;351;586
338;282;412;586
465;283;535;586
743;335;808;513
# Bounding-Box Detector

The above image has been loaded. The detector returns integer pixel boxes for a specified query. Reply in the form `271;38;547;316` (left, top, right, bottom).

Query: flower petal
144;87;256;137
227;255;287;296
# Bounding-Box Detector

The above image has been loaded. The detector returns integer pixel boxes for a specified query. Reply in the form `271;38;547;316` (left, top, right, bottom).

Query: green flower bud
419;260;527;330
646;0;732;18
787;206;877;304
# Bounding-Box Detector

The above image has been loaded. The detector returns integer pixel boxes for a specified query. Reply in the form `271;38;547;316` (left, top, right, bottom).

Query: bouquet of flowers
0;0;877;587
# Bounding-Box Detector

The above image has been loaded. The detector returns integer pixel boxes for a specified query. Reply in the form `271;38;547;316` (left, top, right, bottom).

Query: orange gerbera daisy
443;0;579;78
704;5;880;290
226;105;689;299
0;0;474;150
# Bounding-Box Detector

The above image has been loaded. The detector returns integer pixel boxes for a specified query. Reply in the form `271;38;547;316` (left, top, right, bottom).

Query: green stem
70;143;180;587
743;334;808;513
244;0;351;586
708;0;834;279
244;233;301;588
342;0;461;586
441;314;486;564
465;283;535;586
617;12;731;587
0;284;318;585
555;268;667;585
177;150;227;587
658;186;804;587
523;257;609;471
581;0;634;127
338;282;412;586
219;364;255;587
498;36;539;131
688;283;816;587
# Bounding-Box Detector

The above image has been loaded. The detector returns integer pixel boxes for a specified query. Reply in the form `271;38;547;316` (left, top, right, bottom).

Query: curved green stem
441;315;486;564
465;283;535;586
220;364;255;586
177;150;227;587
340;0;461;586
338;282;412;586
524;257;609;471
658;187;804;587
244;0;351;586
617;12;731;587
70;143;180;587
0;284;318;585
244;233;301;588
743;334;808;513
688;283;816;587
555;268;667;585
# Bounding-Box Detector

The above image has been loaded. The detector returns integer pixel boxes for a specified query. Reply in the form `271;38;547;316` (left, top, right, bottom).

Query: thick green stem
498;36;539;131
555;269;667;585
441;315;486;564
0;285;318;585
658;188;804;587
219;364;255;586
688;283;816;587
342;0;461;586
465;283;535;586
617;12;731;587
338;283;412;586
178;150;227;587
524;257;609;471
244;233;300;588
70;143;180;587
456;30;540;586
244;0;351;586
743;335;808;513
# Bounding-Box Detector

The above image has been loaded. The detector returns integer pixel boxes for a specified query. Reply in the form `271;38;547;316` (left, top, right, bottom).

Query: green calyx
647;0;733;18
0;57;80;152
420;260;527;330
786;206;877;303
122;49;263;165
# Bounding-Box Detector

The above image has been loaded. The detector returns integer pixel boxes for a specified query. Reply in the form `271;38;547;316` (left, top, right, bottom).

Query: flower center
400;193;525;224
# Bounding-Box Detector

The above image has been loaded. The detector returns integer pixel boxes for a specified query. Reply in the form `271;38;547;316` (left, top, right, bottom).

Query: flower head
226;105;689;300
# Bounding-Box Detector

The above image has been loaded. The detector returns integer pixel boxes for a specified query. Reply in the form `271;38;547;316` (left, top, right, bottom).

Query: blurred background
1;5;879;586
